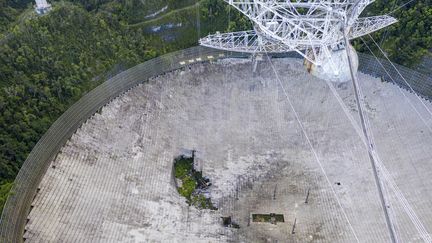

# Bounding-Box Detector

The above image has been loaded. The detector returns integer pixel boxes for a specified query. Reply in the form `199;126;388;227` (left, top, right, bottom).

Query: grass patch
252;213;285;224
174;155;216;210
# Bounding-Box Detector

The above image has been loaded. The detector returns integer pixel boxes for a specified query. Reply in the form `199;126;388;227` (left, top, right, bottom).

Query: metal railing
0;46;430;242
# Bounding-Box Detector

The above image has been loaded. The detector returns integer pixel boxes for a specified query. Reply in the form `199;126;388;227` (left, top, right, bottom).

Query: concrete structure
23;58;432;242
35;0;51;15
305;44;359;83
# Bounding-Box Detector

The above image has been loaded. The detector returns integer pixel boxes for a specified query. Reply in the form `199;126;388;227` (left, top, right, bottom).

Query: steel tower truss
199;0;397;65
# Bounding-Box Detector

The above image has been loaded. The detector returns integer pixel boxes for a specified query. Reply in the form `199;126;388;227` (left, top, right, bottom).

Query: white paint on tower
35;0;51;15
304;44;359;83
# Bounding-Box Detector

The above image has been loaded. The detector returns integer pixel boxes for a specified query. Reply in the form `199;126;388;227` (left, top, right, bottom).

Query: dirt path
126;2;201;29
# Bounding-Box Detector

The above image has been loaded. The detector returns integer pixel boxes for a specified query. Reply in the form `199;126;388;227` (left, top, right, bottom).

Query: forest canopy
0;0;430;213
357;0;432;66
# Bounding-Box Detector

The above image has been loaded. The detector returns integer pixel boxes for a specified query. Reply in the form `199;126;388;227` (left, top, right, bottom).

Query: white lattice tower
35;0;51;15
200;0;397;68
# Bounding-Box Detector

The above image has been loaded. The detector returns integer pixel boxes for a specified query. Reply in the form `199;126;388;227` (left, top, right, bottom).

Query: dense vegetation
0;0;430;213
0;2;161;213
356;0;432;66
252;213;285;224
0;0;24;35
174;155;216;209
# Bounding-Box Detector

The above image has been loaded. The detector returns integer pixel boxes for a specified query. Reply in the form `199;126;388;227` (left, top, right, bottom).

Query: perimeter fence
358;52;432;99
272;51;432;99
0;46;430;242
414;55;432;77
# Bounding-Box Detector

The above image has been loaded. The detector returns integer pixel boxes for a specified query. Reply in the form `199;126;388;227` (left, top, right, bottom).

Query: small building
35;0;51;15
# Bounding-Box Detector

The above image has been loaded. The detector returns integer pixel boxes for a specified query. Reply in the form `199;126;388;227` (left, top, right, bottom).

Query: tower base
304;44;359;83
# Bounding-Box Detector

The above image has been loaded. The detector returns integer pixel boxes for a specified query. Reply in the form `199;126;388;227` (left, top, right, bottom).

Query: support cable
367;34;432;120
359;36;432;134
380;0;399;45
342;25;398;243
323;59;432;243
359;36;432;243
265;53;360;243
387;0;418;15
373;150;432;242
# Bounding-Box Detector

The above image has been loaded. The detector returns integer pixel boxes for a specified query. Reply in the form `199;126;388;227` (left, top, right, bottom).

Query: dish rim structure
0;46;431;242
